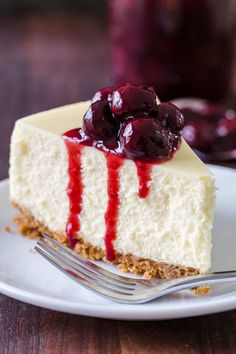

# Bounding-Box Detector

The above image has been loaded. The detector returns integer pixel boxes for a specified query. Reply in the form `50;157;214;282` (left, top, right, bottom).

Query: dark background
0;0;107;13
0;2;236;353
1;1;236;180
0;1;109;181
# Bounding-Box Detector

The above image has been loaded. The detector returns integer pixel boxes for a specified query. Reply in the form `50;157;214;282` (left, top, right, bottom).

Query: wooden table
0;14;236;354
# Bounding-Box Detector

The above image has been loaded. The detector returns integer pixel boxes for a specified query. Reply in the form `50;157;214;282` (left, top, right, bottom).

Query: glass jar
109;0;236;101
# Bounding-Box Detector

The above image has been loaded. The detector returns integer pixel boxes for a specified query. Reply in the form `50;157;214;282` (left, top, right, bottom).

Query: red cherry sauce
135;161;152;198
64;138;84;248
104;154;124;261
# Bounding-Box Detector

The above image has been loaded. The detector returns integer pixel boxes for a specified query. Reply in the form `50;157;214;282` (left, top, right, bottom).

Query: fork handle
162;271;236;295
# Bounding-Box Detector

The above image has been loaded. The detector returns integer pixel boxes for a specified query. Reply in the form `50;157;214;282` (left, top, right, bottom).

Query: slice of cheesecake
10;85;215;278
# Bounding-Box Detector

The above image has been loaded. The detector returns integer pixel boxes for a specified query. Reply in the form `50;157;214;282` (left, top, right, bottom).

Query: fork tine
42;233;136;285
38;240;135;293
35;237;236;304
35;244;134;302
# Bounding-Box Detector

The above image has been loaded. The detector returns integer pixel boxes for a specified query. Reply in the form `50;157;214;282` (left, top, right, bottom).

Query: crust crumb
4;226;12;233
192;285;211;295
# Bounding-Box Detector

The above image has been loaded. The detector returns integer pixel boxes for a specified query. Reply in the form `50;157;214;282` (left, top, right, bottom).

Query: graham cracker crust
12;202;200;279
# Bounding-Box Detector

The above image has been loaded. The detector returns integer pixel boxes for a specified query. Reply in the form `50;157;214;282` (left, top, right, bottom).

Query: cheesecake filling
64;137;155;261
9;93;215;275
62;84;184;261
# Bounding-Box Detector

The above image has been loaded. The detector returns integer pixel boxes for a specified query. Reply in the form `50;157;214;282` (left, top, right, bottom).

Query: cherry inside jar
109;0;235;101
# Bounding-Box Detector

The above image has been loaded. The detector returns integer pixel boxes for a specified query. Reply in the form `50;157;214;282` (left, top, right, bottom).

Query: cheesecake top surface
15;100;213;177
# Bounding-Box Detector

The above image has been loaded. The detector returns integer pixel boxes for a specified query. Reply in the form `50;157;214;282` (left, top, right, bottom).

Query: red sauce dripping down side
64;139;84;248
135;161;152;198
104;153;124;262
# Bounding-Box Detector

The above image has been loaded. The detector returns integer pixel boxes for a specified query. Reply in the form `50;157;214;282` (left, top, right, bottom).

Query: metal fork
35;233;236;304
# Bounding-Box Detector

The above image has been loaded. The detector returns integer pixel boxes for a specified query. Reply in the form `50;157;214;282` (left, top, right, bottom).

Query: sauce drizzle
64;139;84;248
135;161;152;198
104;153;124;261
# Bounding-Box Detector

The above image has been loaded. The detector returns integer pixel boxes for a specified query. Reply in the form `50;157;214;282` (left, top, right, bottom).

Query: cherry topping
91;86;115;104
153;102;184;133
112;83;157;120
83;100;119;140
65;84;183;163
120;117;174;161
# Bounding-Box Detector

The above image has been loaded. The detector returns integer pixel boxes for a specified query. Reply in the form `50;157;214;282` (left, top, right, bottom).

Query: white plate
0;165;236;320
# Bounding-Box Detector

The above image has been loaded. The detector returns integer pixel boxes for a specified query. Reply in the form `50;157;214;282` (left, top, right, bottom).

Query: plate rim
1;164;236;320
0;279;236;320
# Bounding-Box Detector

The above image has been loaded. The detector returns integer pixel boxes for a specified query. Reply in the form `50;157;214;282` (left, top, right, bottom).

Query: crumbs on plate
4;226;12;233
192;285;211;295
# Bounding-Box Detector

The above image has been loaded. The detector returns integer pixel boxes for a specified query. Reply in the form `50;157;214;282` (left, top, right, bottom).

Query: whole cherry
153;102;184;133
183;121;216;152
91;86;115;104
120;117;175;161
83;100;119;140
112;84;157;120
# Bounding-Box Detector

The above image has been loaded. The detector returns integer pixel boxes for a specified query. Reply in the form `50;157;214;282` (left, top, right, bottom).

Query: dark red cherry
183;122;215;152
153;102;184;133
120;117;174;161
91;86;115;104
176;99;236;153
217;115;236;137
216;116;236;149
83;101;118;140
112;84;157;120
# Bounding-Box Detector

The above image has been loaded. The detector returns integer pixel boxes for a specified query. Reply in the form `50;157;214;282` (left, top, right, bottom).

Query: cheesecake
10;84;215;278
